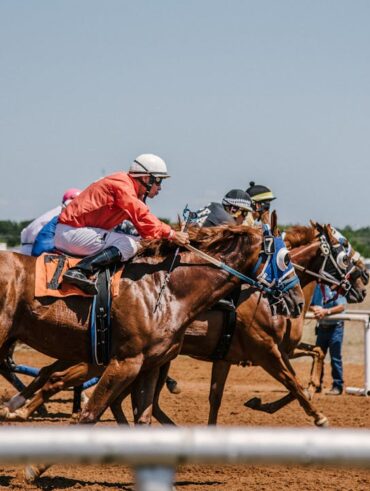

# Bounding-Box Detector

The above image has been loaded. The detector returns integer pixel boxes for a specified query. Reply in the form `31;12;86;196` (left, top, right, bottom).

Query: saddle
35;253;123;366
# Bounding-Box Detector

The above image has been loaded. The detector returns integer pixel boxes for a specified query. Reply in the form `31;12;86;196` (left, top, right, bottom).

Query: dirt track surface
0;348;369;490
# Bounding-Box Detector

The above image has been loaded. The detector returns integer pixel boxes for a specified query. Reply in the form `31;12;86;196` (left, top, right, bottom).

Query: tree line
1;220;370;257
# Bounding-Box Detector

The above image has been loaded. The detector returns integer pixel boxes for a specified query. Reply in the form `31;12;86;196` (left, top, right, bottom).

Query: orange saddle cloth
35;253;123;298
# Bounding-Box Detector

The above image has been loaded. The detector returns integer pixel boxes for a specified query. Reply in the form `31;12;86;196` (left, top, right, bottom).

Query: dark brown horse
2;223;364;429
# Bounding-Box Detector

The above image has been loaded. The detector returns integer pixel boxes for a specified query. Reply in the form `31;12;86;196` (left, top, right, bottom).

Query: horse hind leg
131;365;161;425
25;355;144;483
9;362;95;422
152;361;177;425
1;360;70;420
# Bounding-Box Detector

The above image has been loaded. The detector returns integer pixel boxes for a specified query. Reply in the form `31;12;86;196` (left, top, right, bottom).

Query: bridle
291;232;356;297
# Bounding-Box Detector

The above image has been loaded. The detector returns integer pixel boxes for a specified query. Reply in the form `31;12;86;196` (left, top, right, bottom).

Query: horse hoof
315;415;329;427
303;388;314;401
24;465;40;483
0;406;10;420
244;397;262;410
35;404;48;417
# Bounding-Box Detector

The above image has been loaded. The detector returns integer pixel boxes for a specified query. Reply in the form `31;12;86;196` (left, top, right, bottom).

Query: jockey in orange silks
56;154;189;294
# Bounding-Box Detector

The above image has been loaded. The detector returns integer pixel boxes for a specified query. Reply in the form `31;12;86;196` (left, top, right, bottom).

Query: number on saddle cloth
45;254;66;290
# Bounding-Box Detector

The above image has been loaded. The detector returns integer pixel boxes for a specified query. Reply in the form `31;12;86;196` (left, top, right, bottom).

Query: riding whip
153;206;197;313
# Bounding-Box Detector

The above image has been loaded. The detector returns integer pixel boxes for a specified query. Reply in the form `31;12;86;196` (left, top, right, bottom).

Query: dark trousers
316;323;344;390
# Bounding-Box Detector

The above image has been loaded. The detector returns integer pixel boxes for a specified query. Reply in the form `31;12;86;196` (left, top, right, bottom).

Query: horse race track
0;306;370;489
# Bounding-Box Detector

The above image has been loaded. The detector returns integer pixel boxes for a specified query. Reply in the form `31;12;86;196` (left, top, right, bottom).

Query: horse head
322;224;367;303
287;222;366;304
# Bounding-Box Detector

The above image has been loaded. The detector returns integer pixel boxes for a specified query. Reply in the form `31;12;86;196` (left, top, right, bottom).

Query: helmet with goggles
222;189;253;218
128;154;170;201
129;154;170;179
246;182;276;203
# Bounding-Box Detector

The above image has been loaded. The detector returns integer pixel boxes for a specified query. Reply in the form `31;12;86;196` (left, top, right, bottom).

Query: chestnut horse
2;223;363;429
0;224;303;423
133;222;366;425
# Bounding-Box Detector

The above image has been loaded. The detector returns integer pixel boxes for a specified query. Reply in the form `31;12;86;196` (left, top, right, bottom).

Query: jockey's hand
172;231;190;247
260;209;271;225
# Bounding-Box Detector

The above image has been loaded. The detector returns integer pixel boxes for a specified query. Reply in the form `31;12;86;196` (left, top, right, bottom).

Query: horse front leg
208;360;231;425
290;343;325;398
25;354;144;483
131;365;160;425
152;361;177;425
244;346;328;427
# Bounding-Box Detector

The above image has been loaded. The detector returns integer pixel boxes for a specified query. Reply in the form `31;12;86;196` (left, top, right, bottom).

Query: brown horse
2;223;363;429
134;222;366;425
0;224;303;423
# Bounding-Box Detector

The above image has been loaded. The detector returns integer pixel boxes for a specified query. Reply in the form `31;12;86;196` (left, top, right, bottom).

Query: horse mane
137;224;260;259
284;225;317;248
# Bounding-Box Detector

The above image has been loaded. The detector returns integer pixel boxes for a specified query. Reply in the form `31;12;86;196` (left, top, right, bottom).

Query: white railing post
305;311;370;397
135;466;175;491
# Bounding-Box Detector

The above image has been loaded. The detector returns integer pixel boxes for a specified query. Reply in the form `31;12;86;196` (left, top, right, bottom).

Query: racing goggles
229;206;250;218
152;176;164;186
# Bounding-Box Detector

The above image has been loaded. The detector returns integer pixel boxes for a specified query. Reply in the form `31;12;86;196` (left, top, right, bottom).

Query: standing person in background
246;182;276;226
20;188;81;255
310;284;347;395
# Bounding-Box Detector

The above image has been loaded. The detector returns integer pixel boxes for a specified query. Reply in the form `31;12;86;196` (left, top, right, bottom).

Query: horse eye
277;248;290;271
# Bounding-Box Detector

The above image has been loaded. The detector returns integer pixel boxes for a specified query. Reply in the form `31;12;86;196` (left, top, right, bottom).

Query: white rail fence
1;427;370;491
305;310;370;396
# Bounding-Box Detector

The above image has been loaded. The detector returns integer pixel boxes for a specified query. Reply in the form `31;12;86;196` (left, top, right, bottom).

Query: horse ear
270;210;280;236
309;219;317;229
314;222;325;234
324;224;334;240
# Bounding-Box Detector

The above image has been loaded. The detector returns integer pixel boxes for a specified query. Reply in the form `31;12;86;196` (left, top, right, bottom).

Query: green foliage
1;218;369;256
0;220;31;247
338;226;370;257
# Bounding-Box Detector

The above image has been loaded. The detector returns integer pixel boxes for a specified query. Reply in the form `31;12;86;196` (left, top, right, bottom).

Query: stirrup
63;269;98;295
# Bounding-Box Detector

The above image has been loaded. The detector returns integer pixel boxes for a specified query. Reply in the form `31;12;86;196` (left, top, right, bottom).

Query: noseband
292;233;355;296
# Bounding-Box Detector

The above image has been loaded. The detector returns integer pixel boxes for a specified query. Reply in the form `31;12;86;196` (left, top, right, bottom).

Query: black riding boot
63;246;122;295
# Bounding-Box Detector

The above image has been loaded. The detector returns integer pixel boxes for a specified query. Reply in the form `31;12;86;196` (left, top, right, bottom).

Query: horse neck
170;233;261;321
290;240;322;289
302;280;318;315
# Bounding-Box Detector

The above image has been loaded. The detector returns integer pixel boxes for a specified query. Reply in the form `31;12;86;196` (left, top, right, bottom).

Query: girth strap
210;308;237;360
90;268;112;366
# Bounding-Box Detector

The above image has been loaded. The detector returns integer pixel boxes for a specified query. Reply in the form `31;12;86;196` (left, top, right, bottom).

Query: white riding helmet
128;154;170;178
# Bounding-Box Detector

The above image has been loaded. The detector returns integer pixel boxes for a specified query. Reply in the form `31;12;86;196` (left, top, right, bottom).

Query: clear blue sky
1;1;369;227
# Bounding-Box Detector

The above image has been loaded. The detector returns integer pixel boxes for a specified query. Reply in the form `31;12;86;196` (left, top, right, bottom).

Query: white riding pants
55;223;140;261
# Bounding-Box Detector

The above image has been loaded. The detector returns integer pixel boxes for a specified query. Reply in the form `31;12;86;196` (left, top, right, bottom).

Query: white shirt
20;206;61;255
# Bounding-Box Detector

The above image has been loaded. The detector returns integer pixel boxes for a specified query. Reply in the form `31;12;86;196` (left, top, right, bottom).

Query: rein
184;243;299;298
